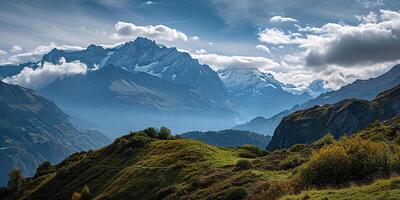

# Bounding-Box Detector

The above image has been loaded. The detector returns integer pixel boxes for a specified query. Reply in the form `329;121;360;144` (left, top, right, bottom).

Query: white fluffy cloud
259;10;400;69
190;36;200;41
110;21;189;42
3;57;87;89
258;28;301;45
10;45;23;53
191;53;279;71
0;50;6;55
255;44;271;53
270;16;299;23
5;43;84;64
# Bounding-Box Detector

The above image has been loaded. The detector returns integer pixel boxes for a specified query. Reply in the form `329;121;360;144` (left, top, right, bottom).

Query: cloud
257;28;302;45
190;35;200;41
191;53;279;71
194;49;207;54
0;50;6;55
255;44;271;53
270;16;299;23
355;11;378;23
357;0;384;8
5;43;84;64
143;1;155;5
3;57;87;89
10;45;23;53
110;21;189;42
301;10;400;68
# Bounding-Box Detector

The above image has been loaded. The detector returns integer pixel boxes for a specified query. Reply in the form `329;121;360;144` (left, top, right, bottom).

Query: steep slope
247;64;400;135
181;129;271;148
218;68;311;118
0;81;109;185
267;84;400;150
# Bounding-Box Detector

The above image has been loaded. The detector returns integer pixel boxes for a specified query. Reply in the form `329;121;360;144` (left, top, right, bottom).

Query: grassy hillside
2;116;400;200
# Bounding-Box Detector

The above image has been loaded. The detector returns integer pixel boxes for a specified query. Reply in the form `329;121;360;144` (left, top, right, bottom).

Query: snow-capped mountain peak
217;67;284;94
306;79;332;98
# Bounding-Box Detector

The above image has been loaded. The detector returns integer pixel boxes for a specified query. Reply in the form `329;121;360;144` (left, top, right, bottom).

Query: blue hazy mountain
218;67;311;119
35;38;235;135
0;81;109;185
181;129;271;149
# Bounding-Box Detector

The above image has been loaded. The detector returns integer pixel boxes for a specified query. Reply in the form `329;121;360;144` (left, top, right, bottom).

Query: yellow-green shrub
296;137;391;187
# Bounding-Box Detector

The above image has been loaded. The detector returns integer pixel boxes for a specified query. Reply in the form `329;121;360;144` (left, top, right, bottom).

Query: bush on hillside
72;185;92;200
34;161;56;178
279;155;307;170
159;127;172;140
129;134;151;148
143;127;158;138
239;145;267;158
312;133;335;148
296;137;391;188
7;168;24;191
289;144;308;152
234;160;253;171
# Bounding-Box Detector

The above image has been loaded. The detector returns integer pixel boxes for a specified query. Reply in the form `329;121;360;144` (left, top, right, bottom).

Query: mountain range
0;81;109;185
0;37;315;135
181;129;271;149
218;67;312;119
235;64;400;135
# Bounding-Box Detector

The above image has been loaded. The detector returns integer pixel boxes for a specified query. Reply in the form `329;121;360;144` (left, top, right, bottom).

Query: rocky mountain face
267;84;400;150
243;64;400;136
218;67;311;118
43;37;228;103
306;79;332;98
0;81;109;185
181;129;271;149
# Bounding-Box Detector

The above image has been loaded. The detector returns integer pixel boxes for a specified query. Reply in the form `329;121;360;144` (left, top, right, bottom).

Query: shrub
129;135;151;148
279;155;306;170
34;161;56;178
7;168;24;191
296;137;390;188
159;127;172;140
289;144;308;152
143;127;158;138
72;185;92;200
312;133;335;148
234;160;253;171
239;145;266;158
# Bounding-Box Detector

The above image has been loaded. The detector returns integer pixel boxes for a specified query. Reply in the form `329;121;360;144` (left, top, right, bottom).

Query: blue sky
1;0;400;89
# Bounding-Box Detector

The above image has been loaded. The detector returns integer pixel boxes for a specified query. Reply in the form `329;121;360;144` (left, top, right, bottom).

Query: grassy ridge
3;116;400;200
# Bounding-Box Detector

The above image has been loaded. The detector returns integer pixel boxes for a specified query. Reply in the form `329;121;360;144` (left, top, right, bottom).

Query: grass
281;177;400;200
4;119;400;200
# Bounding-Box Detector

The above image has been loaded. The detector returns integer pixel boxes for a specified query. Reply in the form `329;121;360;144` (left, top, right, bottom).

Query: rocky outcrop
267;84;400;150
